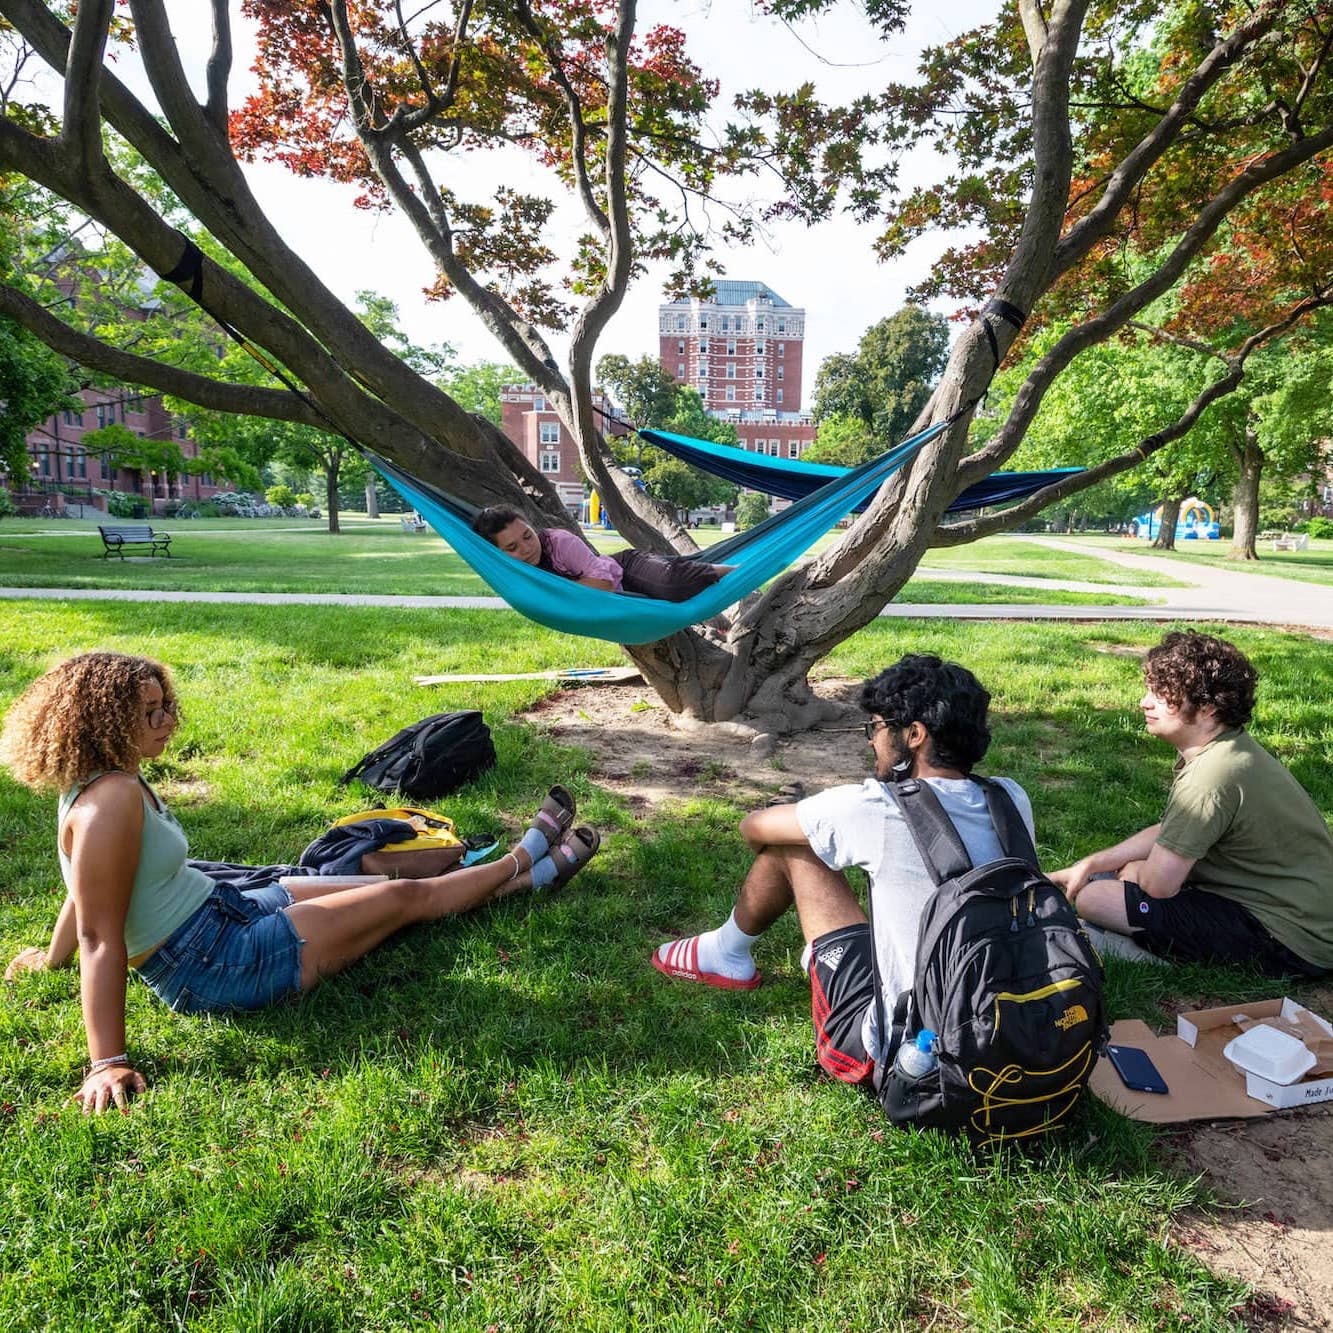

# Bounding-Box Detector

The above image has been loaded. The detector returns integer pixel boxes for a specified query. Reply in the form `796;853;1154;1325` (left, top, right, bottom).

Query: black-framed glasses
863;718;895;741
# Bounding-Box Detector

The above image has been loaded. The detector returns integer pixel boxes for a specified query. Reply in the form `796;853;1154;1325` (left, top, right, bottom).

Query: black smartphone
1107;1044;1169;1095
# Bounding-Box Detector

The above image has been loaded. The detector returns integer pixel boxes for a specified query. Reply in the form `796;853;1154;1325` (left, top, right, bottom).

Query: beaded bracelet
89;1054;130;1072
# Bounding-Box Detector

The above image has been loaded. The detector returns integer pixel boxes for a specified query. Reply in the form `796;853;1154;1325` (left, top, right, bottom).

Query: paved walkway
1;537;1329;630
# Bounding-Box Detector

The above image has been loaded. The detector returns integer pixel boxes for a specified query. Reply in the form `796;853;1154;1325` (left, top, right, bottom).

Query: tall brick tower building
658;280;816;459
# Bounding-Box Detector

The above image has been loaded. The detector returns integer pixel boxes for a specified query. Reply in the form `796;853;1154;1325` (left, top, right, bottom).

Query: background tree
802;411;876;467
811;306;950;449
437;362;519;427
0;312;72;480
5;4;1333;730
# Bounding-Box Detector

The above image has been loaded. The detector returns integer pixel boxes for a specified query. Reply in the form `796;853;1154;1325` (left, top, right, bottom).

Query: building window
677;339;685;354
72;448;87;479
776;389;784;403
726;363;736;379
789;440;802;457
755;389;764;402
768;441;780;456
698;368;708;380
755;367;764;379
777;318;787;333
63;408;85;427
96;402;110;427
699;316;708;331
726;340;737;356
778;342;785;357
539;421;560;445
532;395;545;411
178;423;189;439
725;385;736;402
540;452;561;473
757;319;766;333
676;315;686;331
756;341;765;355
777;365;784;380
698;340;708;355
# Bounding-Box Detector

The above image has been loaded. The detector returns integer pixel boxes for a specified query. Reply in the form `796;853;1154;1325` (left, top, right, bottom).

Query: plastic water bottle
894;1028;939;1081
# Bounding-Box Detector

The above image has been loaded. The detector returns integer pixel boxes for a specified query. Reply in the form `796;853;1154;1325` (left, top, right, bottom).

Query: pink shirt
539;528;625;591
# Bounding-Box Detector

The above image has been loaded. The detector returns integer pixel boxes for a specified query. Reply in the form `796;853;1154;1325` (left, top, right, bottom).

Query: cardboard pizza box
1089;997;1333;1123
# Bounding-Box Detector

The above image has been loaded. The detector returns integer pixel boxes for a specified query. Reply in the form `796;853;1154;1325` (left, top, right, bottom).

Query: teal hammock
368;416;954;645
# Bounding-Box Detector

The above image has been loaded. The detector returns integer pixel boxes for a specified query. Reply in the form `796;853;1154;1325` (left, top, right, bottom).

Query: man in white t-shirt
652;654;1033;1089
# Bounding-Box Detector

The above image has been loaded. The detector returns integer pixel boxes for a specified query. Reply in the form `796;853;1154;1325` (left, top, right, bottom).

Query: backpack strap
890;778;974;884
970;775;1039;867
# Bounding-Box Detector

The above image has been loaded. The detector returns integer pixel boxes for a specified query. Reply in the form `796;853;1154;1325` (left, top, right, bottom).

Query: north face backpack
340;711;496;801
873;776;1107;1147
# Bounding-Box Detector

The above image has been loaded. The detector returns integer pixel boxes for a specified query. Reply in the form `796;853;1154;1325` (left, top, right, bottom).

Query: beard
873;727;914;782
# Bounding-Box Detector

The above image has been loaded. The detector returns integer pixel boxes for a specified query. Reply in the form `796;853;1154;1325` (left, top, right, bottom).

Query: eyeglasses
819;719;898;740
146;705;178;729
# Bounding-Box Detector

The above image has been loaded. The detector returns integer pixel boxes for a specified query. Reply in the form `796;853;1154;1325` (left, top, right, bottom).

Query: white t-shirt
797;776;1035;1067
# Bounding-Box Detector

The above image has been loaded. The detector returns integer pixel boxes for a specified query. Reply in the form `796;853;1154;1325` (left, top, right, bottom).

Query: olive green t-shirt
1157;728;1333;968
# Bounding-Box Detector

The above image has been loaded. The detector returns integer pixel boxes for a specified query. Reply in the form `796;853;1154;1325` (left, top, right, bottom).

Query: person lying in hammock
471;506;727;603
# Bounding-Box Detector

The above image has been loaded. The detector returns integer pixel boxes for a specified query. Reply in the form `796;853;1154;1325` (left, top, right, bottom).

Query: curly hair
860;654;992;773
0;653;178;793
1143;630;1257;728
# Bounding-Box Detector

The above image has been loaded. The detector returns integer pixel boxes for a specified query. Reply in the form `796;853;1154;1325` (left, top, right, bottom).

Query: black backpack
340;711;496;801
873;776;1107;1147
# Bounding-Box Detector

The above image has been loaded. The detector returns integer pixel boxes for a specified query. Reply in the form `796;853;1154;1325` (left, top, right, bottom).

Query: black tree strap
160;236;206;304
157;235;360;449
979;297;1028;376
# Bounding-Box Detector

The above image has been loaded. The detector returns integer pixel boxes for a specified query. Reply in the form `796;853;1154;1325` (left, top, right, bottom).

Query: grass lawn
0;519;1159;604
4;601;1330;1329
897;580;1149;606
1078;532;1333;588
916;537;1187;587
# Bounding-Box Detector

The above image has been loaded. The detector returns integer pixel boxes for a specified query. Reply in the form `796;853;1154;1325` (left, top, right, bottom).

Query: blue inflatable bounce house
1130;496;1220;541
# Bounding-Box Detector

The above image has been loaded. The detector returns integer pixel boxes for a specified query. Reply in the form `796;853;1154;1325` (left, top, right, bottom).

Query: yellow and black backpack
875;777;1107;1147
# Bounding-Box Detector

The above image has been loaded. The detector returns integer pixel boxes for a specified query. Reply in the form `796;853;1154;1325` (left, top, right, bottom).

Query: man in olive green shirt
1051;630;1333;975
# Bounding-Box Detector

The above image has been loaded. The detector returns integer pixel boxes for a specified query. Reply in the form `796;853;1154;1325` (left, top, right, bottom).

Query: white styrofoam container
1179;998;1333;1109
1222;1024;1317;1084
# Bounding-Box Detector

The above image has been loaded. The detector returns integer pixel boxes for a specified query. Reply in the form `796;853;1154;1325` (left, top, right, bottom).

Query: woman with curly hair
1;652;600;1114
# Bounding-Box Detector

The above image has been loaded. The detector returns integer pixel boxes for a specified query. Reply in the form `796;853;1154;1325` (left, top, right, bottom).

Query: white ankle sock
693;911;761;980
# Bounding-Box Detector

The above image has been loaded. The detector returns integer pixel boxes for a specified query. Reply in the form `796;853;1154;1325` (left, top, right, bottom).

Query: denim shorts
134;882;304;1014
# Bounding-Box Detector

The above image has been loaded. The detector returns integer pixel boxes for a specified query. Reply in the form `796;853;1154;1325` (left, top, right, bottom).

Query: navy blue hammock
371;416;967;645
636;426;1082;514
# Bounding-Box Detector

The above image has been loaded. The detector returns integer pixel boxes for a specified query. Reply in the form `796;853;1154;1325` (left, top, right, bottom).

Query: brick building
499;384;621;514
20;387;224;516
657;280;817;459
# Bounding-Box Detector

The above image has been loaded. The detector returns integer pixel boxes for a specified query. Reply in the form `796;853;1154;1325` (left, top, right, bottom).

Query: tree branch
1054;5;1279;276
960;118;1333;485
204;0;232;136
941;289;1333;543
61;0;113;173
0;281;322;425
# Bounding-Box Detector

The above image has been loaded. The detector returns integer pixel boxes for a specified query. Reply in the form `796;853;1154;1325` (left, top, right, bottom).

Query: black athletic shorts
807;923;877;1087
1123;882;1325;977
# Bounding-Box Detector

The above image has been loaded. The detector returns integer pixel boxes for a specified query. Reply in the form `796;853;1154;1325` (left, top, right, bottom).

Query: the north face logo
1054;1004;1089;1032
817;945;847;971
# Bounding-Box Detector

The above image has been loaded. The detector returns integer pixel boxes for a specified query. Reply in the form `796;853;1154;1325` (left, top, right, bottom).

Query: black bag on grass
341;710;496;801
873;776;1107;1147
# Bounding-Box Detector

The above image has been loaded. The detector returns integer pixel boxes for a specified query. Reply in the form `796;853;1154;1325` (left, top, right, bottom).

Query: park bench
400;512;429;533
98;524;173;559
1270;532;1309;552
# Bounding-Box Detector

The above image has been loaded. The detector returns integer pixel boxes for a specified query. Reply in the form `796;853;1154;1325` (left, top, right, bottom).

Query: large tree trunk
1152;496;1182;550
326;458;341;535
1229;428;1262;560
